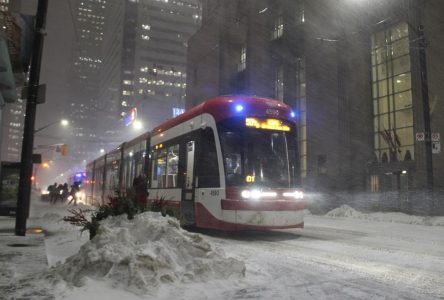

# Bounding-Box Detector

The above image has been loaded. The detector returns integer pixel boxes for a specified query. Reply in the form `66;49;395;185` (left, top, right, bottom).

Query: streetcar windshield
218;117;299;188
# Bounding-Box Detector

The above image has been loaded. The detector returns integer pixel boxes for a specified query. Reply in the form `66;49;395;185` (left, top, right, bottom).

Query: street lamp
34;119;69;134
133;120;143;130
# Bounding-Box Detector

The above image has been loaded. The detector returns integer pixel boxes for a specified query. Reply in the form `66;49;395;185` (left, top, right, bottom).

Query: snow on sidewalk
325;204;444;226
0;201;245;299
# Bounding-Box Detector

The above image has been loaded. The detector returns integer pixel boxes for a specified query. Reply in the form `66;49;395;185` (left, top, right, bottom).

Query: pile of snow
54;212;245;295
29;204;93;232
326;205;444;226
325;205;365;218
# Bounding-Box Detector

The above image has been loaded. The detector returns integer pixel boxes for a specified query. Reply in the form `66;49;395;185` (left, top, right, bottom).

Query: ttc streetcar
85;96;304;230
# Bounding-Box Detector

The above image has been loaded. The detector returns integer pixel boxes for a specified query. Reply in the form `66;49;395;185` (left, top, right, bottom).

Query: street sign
416;132;425;141
432;141;441;154
431;132;440;142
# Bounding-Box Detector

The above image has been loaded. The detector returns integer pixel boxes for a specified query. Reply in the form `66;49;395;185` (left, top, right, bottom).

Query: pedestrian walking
61;183;69;203
68;181;80;206
48;182;58;205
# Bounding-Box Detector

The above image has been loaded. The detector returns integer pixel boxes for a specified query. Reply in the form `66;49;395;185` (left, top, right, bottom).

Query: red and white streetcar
86;96;304;230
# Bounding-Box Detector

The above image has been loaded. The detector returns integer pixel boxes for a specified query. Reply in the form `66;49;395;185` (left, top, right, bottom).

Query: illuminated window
172;107;185;117
272;15;283;39
275;65;284;101
238;44;246;72
296;2;305;25
296;57;307;178
371;22;414;163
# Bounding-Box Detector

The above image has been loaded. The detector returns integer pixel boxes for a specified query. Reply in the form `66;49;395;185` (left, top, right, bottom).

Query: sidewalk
0;216;48;287
0;198;90;291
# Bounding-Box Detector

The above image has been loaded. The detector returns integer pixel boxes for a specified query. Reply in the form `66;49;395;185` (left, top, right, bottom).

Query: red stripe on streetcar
221;199;304;211
195;203;304;230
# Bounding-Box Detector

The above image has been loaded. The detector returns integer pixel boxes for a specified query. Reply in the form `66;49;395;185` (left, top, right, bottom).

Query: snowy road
187;215;444;300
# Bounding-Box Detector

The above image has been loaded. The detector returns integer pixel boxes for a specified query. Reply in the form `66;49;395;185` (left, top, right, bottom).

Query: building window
296;2;305;25
370;175;379;192
238;44;246;72
275;65;284;101
296;57;307;178
272;15;284;39
371;22;414;163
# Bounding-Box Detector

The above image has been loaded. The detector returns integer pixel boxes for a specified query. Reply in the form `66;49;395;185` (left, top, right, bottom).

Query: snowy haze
1;201;444;299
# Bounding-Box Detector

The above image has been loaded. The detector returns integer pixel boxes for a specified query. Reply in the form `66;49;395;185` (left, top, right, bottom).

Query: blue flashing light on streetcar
290;110;298;118
235;104;244;112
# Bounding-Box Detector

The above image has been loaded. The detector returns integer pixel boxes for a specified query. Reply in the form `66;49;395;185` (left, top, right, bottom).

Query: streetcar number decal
266;109;279;116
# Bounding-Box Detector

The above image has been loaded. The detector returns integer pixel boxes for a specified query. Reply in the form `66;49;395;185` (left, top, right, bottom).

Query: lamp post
34;119;69;134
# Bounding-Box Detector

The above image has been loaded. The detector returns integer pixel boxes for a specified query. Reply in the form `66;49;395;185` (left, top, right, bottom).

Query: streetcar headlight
251;190;261;200
241;190;277;200
241;190;251;199
283;191;304;199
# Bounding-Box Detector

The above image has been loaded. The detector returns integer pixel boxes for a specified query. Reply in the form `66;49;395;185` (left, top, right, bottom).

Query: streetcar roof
152;95;295;136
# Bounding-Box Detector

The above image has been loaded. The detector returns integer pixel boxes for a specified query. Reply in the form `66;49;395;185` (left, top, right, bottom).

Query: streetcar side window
151;148;166;188
151;145;180;188
166;144;180;187
196;128;220;188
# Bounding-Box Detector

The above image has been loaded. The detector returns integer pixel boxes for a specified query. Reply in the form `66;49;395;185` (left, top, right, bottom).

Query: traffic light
61;144;68;156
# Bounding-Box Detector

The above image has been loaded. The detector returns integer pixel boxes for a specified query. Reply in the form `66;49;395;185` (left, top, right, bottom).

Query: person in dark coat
54;184;64;204
133;174;148;207
68;181;80;205
48;183;58;205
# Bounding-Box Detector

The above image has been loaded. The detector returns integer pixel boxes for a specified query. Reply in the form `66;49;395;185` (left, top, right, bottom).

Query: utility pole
418;21;435;213
15;0;48;236
418;24;434;210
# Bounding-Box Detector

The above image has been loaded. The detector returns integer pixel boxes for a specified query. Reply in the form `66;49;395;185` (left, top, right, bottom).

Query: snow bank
54;212;245;295
326;205;444;226
29;203;93;232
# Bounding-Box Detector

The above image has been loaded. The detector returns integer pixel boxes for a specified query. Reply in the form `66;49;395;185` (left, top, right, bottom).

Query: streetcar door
181;140;196;225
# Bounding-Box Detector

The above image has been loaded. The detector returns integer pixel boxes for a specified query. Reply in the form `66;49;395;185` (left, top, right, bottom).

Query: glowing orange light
30;176;35;181
245;118;290;132
246;175;255;183
26;228;43;234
